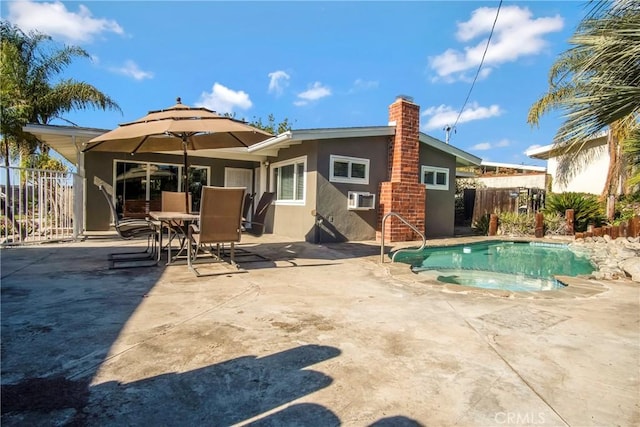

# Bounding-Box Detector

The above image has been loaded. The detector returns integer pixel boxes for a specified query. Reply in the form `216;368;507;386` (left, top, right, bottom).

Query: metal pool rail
380;212;426;263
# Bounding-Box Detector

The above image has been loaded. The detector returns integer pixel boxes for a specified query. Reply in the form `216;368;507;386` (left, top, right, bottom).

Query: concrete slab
1;234;639;426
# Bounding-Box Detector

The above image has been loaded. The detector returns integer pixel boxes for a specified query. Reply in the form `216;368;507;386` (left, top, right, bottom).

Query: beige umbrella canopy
84;98;273;212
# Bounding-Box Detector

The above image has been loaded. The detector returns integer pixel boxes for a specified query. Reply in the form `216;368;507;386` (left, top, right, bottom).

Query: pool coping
384;236;609;299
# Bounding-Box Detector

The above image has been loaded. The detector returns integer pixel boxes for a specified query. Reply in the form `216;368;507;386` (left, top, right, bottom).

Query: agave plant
543;192;605;232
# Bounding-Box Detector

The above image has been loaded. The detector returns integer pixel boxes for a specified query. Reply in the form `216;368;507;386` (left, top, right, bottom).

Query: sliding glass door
114;161;208;217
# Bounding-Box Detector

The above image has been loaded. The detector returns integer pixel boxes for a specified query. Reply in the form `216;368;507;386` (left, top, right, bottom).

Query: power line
450;0;503;139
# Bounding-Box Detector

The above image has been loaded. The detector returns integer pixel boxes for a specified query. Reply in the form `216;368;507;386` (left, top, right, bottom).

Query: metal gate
1;166;84;245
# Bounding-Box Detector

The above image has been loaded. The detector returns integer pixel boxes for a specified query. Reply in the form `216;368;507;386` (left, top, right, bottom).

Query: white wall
476;174;546;189
548;145;608;194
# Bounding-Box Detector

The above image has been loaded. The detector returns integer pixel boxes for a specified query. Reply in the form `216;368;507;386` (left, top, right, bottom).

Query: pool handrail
380;212;426;263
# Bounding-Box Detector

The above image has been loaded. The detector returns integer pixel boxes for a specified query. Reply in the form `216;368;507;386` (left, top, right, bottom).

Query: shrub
543;192;604;232
497;212;535;236
614;193;640;224
543;213;567;235
472;213;491;235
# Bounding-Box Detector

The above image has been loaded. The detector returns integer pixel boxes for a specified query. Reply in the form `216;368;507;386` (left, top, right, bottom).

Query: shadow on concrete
221;240;392;271
1;243;165;424
247;403;341;426
3;343;341;425
369;415;424;426
81;344;340;425
1;243;344;424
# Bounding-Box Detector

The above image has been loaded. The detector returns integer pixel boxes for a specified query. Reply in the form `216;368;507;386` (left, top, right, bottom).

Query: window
421;165;449;190
114;160;209;215
329;155;369;184
271;156;306;205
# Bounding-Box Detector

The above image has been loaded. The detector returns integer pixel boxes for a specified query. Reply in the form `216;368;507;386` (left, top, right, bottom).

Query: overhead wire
450;0;504;138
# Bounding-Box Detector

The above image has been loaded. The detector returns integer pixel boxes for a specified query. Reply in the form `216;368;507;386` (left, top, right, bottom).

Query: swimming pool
392;240;596;291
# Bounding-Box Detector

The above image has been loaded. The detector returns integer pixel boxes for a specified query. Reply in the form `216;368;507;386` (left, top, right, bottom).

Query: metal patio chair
98;184;158;268
188;186;245;276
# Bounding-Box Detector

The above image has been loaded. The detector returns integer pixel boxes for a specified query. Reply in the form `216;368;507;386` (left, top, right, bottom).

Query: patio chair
188;186;246;276
242;192;255;226
98;184;158;268
243;192;274;237
159;190;193;252
223;191;275;263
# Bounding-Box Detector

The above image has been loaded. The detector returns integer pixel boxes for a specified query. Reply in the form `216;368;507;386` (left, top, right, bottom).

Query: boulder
620;258;640;282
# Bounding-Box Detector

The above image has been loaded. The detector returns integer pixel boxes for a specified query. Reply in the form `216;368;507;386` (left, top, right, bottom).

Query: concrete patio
1;234;638;426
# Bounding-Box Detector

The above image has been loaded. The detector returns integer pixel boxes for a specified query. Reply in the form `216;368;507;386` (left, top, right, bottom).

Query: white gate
1;166;83;245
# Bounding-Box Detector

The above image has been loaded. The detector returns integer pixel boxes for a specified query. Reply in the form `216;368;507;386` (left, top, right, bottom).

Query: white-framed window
329;155;369;185
421;165;449;190
271;156;306;205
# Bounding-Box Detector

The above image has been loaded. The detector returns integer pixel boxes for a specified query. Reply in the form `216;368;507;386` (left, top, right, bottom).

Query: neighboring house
25;96;480;242
464;160;547;189
526;132;609;194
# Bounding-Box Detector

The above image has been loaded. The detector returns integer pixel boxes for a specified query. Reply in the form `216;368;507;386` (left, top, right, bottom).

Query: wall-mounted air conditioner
347;191;376;210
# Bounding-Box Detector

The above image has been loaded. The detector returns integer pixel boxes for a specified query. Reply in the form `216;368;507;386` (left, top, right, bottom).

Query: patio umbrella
83;98;273;212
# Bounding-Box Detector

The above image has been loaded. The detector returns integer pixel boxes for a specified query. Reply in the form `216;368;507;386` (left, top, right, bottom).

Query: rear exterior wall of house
419;145;457;238
85;151;258;231
314;136;390;243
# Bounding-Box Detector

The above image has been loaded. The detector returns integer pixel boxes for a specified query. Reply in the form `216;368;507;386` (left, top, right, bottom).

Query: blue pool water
393;240;595;291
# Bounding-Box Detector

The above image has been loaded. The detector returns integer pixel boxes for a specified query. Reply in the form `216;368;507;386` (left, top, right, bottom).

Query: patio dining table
149;211;200;265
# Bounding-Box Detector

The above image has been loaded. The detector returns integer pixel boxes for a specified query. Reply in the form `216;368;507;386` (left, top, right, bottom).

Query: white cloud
470;139;510;151
295;82;331;106
197;83;253;114
350;78;379;92
8;0;124;43
496;139;510;148
421;102;502;130
268;70;290;96
429;5;563;82
471;142;492;151
109;60;153;81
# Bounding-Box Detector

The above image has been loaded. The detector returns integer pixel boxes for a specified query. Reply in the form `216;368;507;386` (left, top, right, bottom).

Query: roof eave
419;133;482;166
248;126;395;155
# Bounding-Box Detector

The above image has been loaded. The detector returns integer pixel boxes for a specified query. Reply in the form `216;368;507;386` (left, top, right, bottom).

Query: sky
2;0;591;167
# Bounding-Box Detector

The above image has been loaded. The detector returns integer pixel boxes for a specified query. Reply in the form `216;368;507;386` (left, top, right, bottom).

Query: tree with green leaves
1;21;121;236
250;113;293;135
528;0;640;198
1;21;121;169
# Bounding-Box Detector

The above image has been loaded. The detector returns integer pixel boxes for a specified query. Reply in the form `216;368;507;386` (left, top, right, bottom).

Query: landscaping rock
620;258;640;282
569;235;640;283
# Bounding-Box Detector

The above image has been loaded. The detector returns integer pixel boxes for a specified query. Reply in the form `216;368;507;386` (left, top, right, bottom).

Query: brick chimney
377;96;426;242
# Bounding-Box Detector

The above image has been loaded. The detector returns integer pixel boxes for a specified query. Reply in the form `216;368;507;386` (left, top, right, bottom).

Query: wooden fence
471;187;545;226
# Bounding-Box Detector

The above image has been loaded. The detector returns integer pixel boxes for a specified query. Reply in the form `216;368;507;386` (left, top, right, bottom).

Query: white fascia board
247;131;293;153
23;123;108;138
420;133;482;166
525;144;555;159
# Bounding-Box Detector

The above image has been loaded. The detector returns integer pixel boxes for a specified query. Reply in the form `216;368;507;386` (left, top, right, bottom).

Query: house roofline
248;126;395;154
24;123;109;137
526;131;609;160
419;133;482;166
249;125;482;166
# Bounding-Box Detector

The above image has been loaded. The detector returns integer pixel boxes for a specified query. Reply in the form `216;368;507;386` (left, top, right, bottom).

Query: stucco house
526;132;610;195
25;96;481;243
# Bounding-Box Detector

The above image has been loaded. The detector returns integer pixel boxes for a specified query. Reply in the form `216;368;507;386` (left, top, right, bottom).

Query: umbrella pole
183;138;190;213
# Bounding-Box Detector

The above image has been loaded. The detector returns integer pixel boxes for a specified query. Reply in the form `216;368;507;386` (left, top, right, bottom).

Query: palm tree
1;21;121;234
1;21;121;164
528;0;640;199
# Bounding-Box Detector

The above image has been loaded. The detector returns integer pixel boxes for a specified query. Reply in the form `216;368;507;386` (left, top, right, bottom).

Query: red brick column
377;96;426;242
